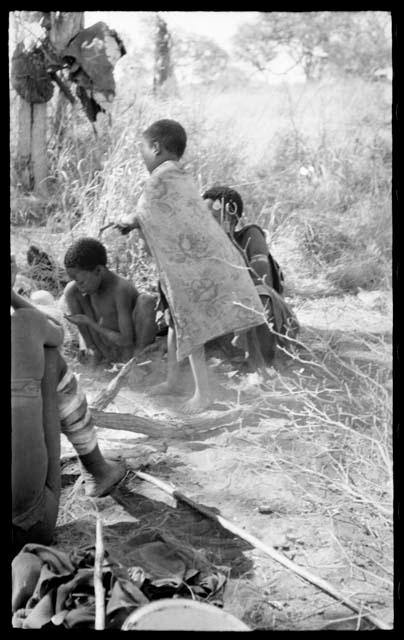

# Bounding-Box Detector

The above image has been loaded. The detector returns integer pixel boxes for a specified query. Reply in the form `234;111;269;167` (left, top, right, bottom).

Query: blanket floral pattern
136;161;265;360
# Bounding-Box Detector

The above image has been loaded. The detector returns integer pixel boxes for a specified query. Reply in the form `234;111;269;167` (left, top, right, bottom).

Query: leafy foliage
233;11;391;80
172;30;229;85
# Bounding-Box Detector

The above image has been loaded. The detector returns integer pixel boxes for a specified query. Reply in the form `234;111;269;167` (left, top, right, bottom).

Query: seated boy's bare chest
90;293;118;326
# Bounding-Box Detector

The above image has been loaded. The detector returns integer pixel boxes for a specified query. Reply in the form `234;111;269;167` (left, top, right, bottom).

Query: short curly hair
143;119;187;158
202;185;243;218
64;237;107;271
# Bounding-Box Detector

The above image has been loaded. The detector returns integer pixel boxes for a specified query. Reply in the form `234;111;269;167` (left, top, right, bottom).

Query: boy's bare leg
182;344;211;414
150;326;182;395
132;293;158;351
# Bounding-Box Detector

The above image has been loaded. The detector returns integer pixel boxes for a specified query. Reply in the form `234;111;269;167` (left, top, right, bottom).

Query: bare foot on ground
83;459;127;498
149;381;183;396
181;393;212;414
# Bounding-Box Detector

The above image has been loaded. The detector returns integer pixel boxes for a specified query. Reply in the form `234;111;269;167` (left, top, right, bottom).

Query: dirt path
55;291;393;630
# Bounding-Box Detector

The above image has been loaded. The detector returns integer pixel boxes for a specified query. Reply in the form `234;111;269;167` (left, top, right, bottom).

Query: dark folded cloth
12;531;228;629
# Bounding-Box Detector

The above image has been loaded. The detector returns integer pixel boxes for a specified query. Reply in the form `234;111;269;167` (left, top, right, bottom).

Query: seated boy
202;185;299;364
113;119;266;413
63;238;157;365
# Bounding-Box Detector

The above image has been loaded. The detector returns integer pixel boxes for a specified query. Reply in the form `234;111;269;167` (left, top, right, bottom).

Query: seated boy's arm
11;289;36;311
42;312;65;347
114;215;140;234
84;287;134;347
63;281;99;350
244;227;273;287
115;287;135;346
17;307;64;348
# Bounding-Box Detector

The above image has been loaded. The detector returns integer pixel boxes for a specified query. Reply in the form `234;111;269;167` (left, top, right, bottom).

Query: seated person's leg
57;359;126;497
41;347;63;503
132;292;158;351
150;325;182;395
246;327;269;372
255;295;276;364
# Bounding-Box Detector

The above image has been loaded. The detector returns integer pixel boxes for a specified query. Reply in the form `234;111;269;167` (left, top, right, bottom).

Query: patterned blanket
135;161;265;360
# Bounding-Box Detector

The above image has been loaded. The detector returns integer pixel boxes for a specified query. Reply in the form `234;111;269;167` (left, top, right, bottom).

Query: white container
121;598;251;631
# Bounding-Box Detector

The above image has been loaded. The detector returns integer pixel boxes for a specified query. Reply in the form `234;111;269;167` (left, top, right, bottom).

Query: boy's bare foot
83;459;126;498
181;393;211;414
149;381;183;396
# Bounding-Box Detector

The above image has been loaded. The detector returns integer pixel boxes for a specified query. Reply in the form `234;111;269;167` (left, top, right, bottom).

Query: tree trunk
54;86;71;140
16;98;32;190
12;11;84;195
49;11;84;53
16;99;49;196
153;14;173;94
50;13;83;142
31;103;48;196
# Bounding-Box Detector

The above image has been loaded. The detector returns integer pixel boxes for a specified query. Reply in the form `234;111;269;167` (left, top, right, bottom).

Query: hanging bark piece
61;21;126;121
11;42;54;103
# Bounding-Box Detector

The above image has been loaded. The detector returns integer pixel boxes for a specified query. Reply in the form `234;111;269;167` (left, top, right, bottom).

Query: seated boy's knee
63;280;80;301
135;293;158;318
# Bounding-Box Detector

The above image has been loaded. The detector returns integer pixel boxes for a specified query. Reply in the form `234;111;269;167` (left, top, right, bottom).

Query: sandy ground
53;289;393;631
11;225;393;629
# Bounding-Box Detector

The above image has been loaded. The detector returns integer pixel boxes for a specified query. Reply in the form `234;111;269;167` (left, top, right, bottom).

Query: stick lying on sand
94;513;105;630
91;342;164;411
135;470;392;631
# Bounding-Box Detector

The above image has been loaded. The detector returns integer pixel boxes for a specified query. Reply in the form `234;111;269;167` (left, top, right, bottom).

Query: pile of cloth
12;530;228;629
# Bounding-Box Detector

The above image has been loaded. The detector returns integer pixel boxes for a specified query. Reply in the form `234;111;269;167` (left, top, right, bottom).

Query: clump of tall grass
10;76;391;296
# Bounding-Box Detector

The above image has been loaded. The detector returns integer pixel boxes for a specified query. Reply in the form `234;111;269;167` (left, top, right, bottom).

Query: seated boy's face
66;267;101;296
203;198;222;225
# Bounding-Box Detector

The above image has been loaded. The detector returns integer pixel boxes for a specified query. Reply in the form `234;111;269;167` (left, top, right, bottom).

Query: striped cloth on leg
57;370;97;456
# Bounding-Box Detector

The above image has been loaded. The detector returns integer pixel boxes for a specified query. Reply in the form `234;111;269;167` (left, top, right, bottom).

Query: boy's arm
11;256;64;332
15;307;64;348
63;282;101;352
69;288;134;347
41;311;65;347
244;227;274;287
11;289;36;311
114;215;140;235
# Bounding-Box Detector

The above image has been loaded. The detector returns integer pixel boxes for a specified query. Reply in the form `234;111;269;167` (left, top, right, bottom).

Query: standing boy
114;119;266;413
63;238;157;365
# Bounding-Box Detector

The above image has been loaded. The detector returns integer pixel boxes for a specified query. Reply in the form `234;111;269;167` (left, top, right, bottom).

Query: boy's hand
64;313;92;327
113;222;133;235
79;346;104;367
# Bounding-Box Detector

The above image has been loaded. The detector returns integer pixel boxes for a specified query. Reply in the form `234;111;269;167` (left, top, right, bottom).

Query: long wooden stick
94;514;105;630
135;470;392;631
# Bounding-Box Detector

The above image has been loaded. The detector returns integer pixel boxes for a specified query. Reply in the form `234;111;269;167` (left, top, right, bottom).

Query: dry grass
10;73;393;629
11;76;391;295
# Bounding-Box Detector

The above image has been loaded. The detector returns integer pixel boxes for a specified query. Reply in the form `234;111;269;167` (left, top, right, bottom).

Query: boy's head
140;119;187;173
202;186;243;231
64;237;107;295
